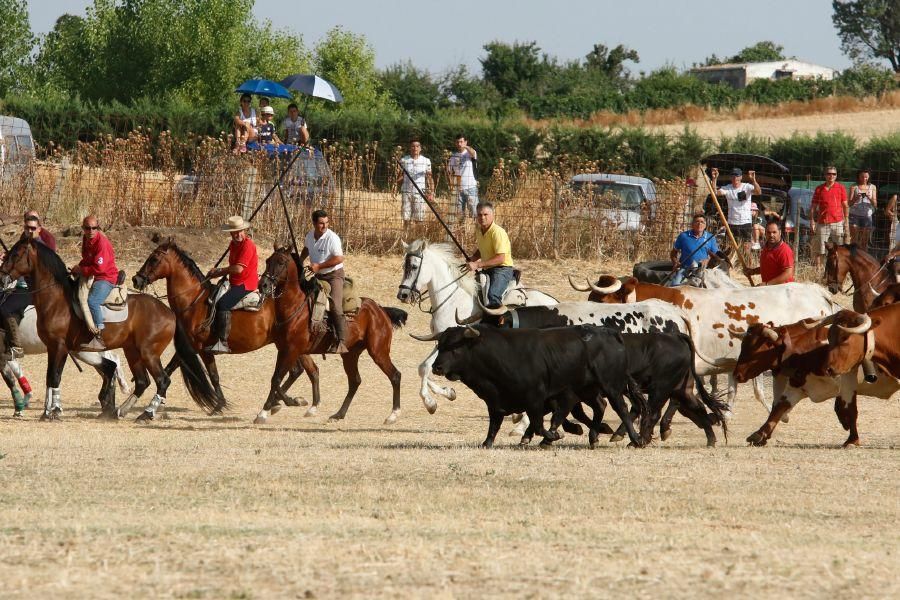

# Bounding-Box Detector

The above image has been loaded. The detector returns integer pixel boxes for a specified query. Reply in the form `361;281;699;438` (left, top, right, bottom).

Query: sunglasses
83;226;100;231
826;172;837;176
25;226;38;231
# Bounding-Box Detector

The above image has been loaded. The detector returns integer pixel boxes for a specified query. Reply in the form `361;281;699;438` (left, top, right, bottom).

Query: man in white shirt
711;167;761;254
281;103;309;146
447;134;478;219
300;209;348;353
397;138;434;232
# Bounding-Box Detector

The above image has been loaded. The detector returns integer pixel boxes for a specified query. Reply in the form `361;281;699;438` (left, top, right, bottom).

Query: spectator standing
743;221;795;285
848;168;877;251
886;193;899;250
810;166;850;270
448;134;478;219
281;103;309;145
710;167;761;254
397;139;434;234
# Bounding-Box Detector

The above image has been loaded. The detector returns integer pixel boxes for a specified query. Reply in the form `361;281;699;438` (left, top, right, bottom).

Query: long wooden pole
698;165;755;287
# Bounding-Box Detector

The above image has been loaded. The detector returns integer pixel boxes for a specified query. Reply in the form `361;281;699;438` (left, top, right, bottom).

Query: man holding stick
710;167;761;255
668;213;719;286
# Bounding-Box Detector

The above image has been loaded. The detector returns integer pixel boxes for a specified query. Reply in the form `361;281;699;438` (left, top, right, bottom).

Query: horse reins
400;250;469;315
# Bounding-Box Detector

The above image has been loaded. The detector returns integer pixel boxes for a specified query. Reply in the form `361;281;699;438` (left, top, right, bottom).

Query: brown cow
731;317;899;447
814;305;900;381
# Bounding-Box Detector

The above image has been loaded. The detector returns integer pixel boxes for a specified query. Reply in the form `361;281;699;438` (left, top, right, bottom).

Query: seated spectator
256;106;281;145
232;93;257;154
282;103;309;145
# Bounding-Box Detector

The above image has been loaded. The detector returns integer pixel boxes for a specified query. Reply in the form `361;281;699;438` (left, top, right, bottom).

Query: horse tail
681;333;728;441
380;306;408;329
172;320;223;414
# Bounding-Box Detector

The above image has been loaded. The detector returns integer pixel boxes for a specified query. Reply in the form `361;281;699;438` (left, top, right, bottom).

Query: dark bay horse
825;243;894;312
133;238;321;416
0;237;219;420
255;245;406;425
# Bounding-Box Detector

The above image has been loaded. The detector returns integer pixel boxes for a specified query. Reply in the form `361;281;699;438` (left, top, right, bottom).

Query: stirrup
206;340;231;355
80;335;107;352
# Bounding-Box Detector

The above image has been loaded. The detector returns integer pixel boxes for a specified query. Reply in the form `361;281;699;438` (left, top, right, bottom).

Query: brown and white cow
569;274;840;416
813;305;900;381
732;318;899;447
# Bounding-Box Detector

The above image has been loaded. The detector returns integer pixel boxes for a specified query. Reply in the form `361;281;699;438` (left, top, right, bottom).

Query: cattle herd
398;241;900;449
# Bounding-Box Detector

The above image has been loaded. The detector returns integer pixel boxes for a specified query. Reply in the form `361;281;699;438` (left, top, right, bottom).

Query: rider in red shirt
743;221;795;285
205;216;258;354
71;215;119;349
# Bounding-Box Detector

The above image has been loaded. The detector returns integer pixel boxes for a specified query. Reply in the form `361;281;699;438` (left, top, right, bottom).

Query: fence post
47;157;71;221
552;178;560;259
339;163;345;231
241;166;257;221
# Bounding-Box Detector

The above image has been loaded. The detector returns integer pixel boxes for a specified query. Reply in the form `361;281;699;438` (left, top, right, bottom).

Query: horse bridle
399;248;468;314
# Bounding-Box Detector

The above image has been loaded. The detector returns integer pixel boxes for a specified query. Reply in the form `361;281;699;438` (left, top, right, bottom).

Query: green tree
584;43;640;79
380;62;443;114
832;0;900;72
313;26;393;110
701;40;786;65
480;41;550;100
0;0;35;96
33;14;90;95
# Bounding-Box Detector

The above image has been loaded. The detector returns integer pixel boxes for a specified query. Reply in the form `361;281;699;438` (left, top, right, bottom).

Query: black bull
432;324;646;448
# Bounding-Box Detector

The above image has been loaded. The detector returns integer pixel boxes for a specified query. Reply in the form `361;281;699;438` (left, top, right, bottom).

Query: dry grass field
1;229;899;599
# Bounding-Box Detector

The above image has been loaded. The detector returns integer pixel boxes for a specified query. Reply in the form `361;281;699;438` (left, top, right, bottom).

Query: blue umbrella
279;74;344;103
235;78;293;100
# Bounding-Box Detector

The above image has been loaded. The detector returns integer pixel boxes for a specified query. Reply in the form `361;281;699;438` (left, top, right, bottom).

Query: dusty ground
0;228;898;599
652;107;900;141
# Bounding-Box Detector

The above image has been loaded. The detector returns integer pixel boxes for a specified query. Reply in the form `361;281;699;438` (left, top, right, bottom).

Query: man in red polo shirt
810;165;849;270
205;216;258;354
70;215;119;350
743;221;794;286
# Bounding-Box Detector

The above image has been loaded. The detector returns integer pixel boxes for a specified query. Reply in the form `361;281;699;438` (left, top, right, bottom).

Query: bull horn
476;295;507;316
836;313;872;335
409;331;442;342
455;308;482;325
726;326;746;339
463;325;481;338
761;326;780;342
589;277;622;294
568;274;591;292
801;316;829;329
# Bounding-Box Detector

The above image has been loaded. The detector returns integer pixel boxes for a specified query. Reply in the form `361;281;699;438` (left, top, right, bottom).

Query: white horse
396;240;557;413
5;306;131;417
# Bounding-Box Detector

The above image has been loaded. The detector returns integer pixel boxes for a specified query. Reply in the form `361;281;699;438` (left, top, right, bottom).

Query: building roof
691;59;836;72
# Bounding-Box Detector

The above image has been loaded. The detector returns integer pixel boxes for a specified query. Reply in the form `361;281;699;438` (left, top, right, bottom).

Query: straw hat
221;216;250;232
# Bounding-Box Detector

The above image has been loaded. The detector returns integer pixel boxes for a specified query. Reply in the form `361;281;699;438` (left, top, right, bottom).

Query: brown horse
255;245;406;425
825;243;894;312
133;238;321;416
0;237;219;420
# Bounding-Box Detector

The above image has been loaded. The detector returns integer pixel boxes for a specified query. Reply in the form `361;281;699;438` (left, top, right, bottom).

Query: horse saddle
209;281;263;312
74;272;130;334
312;277;361;326
475;269;524;307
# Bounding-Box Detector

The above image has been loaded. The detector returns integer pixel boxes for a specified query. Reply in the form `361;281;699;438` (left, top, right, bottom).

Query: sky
27;0;852;75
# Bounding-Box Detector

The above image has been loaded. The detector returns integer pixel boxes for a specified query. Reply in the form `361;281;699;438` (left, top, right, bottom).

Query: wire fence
1;126;897;266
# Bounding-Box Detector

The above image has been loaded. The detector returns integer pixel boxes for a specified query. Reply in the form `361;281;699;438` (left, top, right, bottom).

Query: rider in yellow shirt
466;202;514;308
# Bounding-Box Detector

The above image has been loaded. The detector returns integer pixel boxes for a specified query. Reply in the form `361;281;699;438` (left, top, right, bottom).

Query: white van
0;116;35;178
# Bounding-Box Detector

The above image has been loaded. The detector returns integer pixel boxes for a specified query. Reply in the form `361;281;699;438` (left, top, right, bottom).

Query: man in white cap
710;166;761;254
299;209;349;353
205;216;258;354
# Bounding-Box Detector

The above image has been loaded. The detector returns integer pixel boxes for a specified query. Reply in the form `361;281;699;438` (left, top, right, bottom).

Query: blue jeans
668;262;698;287
485;267;515;307
458;186;478;217
88;280;115;330
215;283;250;311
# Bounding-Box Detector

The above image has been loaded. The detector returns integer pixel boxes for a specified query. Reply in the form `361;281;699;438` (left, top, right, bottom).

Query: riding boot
4;316;24;359
333;312;349;354
207;310;232;355
81;329;107;352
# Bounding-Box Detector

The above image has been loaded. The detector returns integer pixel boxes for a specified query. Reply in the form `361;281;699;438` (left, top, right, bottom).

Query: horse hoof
423;401;437;415
304;406;317;418
746;431;768;446
538;441;554;450
253;414;268;425
660;428;672;441
447;389;457;401
609;433;624;443
780;414;790;424
13;409;24;418
328;414;343;423
282;396;302;407
706;439;717;448
97;411;118;421
135;411;154;422
842;439;860;448
383;413;399;425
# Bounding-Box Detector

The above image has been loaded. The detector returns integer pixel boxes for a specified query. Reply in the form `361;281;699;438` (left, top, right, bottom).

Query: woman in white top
848;168;877;251
232;93;258;154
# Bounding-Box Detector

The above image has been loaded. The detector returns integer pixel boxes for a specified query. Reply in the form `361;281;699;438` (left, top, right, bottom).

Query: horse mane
32;239;74;291
411;239;476;295
162;240;205;282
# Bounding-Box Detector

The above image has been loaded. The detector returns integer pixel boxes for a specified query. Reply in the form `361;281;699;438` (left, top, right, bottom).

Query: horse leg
418;346;457;414
117;347;150;419
328;347;364;422
2;363;24;417
278;355;319;417
136;355;171;422
164;355;181;377
254;349;297;425
199;352;228;415
5;360;31;414
41;347;67;421
365;339;402;425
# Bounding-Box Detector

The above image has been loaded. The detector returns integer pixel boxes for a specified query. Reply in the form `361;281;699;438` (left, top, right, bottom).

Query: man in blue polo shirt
669;213;719;286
